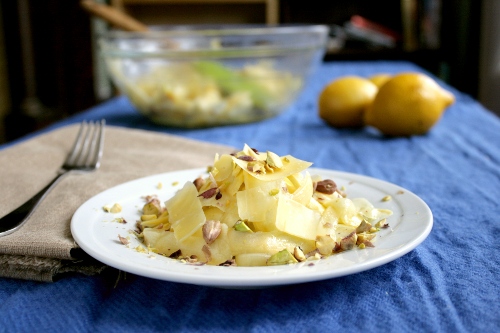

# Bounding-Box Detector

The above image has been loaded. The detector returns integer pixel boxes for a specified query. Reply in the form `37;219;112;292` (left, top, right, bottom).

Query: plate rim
71;167;433;287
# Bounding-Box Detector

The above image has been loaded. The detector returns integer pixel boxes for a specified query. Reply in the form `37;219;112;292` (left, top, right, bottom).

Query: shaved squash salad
136;145;392;266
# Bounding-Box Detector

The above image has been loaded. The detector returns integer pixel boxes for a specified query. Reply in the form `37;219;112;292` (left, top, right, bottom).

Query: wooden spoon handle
80;0;148;32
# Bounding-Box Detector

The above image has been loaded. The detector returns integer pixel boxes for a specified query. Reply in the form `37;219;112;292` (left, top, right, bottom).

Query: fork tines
64;120;106;170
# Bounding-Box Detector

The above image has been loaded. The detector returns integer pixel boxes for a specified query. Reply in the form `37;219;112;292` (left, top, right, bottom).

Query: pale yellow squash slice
143;229;179;256
144;224;232;265
219;196;240;228
165;181;206;242
203;206;224;222
275;195;322;241
325;196;362;227
202;223;232;265
352;197;393;223
334;224;357;240
227;229;316;256
316;206;339;238
213;154;235;183
234;253;271;266
236;179;281;224
290;172;314;205
222;169;244;196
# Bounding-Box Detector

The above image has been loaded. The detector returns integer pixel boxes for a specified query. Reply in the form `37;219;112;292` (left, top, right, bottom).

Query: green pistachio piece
269;188;280;196
266;249;298;266
234;220;253;232
266;151;283;169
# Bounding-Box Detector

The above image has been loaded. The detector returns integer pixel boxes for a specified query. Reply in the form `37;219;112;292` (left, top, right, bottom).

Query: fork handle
0;171;68;237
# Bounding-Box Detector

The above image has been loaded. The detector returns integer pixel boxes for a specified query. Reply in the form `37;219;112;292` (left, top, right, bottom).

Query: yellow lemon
364;72;455;136
368;73;392;88
318;76;378;128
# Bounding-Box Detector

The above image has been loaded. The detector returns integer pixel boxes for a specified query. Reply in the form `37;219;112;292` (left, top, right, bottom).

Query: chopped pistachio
109;203;122;213
198;187;218;199
356;220;372;233
293;247;307;262
356;232;376;245
381;195;392;202
234;220;252;232
340;232;358;251
269;188;280;196
118;235;129;245
113;217;127;224
193;177;205;191
247;161;265;174
376;219;389;229
143;198;161;216
316;235;336;255
135;245;148;253
266;151;283;169
202;220;222;244
238;155;255;162
315;179;337;194
267;249;298;266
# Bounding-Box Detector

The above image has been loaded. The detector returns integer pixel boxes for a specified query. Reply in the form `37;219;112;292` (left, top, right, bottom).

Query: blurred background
0;0;498;144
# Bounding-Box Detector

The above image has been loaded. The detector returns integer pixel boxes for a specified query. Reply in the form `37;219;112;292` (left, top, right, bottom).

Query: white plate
71;168;432;288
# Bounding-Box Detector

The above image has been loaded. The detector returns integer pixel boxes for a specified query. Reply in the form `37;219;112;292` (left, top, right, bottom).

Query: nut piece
103;203;123;213
118;235;129;245
198;187;218;199
266;151;283;169
267;249;298;266
269;188;280;196
356;220;372;233
237;155;255;162
376;218;389;229
193;177;205;191
382;195;392;202
103;203;122;213
293;247;307;262
234;220;252;232
340;232;358;251
143;198;161;216
316;235;337;255
315;179;337;194
356;232;376;245
202;220;222;244
247;161;265;174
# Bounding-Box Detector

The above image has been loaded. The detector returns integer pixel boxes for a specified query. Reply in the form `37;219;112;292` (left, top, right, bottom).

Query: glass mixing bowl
99;24;328;128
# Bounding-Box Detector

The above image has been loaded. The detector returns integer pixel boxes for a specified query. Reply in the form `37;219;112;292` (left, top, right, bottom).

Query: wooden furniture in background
110;0;279;25
0;0;486;144
90;0;280;103
0;3;9;143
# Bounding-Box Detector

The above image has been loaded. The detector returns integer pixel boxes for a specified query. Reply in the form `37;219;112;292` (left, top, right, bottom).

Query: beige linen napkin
0;124;235;282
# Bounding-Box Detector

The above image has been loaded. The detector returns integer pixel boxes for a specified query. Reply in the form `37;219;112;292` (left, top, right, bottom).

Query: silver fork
0;120;106;237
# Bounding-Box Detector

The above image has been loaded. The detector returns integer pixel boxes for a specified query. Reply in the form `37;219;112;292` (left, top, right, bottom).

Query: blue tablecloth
1;61;499;332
